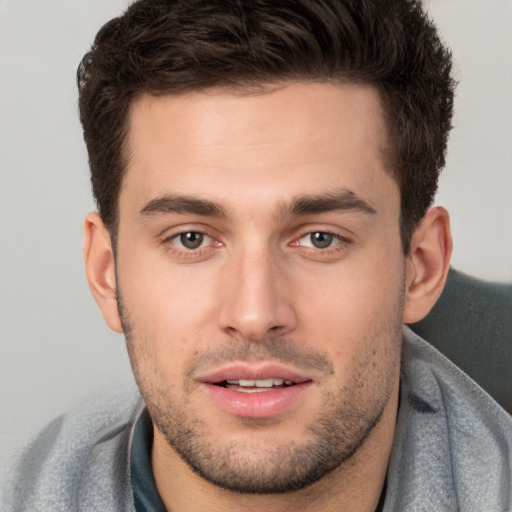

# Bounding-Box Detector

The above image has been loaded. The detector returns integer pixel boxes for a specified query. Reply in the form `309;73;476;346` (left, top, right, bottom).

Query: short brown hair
77;0;455;251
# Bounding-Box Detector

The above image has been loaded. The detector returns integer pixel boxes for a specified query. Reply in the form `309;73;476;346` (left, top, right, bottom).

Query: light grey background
1;0;511;475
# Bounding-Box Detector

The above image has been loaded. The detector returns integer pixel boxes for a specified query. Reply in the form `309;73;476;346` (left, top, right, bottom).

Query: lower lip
202;383;312;418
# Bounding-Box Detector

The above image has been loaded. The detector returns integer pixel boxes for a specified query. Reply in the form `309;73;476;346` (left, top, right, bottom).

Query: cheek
297;260;404;359
116;255;223;375
118;241;212;317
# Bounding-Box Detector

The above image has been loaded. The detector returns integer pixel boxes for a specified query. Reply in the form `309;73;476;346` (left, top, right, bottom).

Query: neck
151;377;399;512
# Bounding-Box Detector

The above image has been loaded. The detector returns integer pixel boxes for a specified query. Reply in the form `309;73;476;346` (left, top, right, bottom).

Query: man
4;0;511;510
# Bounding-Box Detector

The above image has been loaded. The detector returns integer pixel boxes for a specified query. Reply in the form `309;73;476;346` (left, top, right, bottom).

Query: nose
216;246;298;341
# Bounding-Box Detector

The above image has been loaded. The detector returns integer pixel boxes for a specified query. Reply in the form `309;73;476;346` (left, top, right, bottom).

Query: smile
221;378;296;393
196;362;316;418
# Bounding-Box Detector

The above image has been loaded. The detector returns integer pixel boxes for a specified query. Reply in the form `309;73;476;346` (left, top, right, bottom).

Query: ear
402;206;452;324
83;212;123;333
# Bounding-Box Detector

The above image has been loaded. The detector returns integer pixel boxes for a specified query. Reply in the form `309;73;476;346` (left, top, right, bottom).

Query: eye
298;231;341;249
172;231;212;250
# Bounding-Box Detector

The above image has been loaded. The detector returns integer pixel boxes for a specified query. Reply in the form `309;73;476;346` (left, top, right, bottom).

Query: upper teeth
226;379;293;387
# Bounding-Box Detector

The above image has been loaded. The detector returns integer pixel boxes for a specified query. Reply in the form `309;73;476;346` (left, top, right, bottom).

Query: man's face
115;82;405;492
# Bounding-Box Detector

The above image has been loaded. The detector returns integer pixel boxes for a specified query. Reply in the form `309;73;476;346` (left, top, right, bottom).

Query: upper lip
196;362;314;384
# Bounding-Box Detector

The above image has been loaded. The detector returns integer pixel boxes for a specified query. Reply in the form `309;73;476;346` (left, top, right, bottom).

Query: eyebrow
139;189;376;220
140;195;227;218
280;190;377;218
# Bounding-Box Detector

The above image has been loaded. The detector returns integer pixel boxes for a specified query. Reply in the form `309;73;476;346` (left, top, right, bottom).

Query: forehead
121;82;397;218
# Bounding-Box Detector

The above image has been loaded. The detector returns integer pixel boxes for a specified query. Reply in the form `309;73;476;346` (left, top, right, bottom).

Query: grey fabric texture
385;329;512;511
3;385;143;512
410;268;512;413
3;328;512;511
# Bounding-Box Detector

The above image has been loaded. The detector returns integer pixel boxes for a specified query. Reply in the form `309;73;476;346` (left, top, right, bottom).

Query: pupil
180;232;204;249
311;232;333;249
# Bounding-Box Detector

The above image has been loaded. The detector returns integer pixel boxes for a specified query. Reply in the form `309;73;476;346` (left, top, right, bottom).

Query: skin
84;82;452;512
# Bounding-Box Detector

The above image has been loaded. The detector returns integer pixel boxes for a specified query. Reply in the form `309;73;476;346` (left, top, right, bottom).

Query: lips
198;363;312;385
198;363;313;418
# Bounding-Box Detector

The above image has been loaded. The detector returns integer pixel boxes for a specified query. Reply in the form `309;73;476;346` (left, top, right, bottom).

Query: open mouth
203;373;312;417
216;378;297;393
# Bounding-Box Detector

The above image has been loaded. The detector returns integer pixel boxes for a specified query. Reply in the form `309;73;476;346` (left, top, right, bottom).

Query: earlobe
83;212;123;333
402;206;452;324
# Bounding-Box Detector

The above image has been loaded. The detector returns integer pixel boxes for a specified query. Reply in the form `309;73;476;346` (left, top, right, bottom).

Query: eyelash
291;230;351;255
162;230;221;259
161;228;351;260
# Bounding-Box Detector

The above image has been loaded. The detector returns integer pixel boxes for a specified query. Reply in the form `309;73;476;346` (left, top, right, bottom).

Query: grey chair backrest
409;268;512;414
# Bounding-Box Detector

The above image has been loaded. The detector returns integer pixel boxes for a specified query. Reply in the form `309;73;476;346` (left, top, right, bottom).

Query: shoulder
385;327;512;511
3;384;143;512
402;326;512;433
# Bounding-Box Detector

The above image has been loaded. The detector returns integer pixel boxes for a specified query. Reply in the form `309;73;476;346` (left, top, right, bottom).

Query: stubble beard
117;288;403;494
